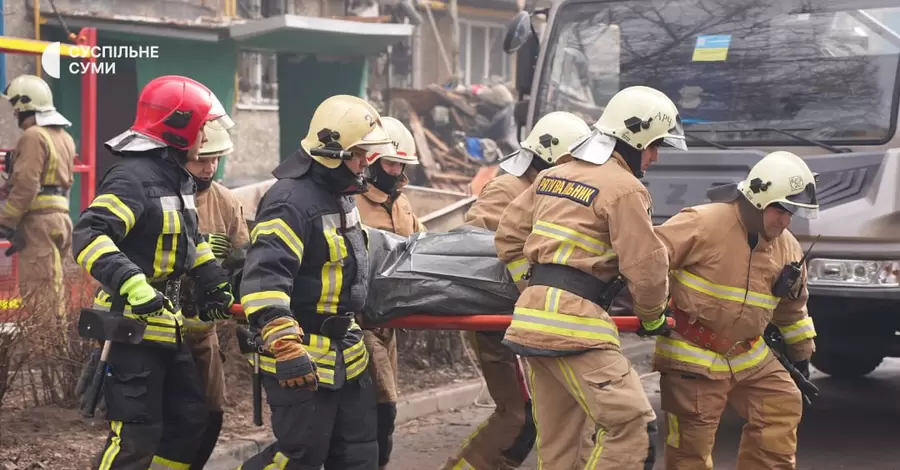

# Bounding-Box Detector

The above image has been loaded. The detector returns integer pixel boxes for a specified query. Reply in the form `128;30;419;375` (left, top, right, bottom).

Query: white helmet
738;151;819;219
300;95;393;169
501;111;592;176
593;86;687;152
366;116;419;166
199;119;234;158
2;74;71;127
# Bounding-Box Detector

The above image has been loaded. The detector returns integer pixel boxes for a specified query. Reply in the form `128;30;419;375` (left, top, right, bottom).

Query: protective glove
261;316;318;390
793;360;810;380
198;281;235;322
0;224;14;239
120;275;173;318
206;233;233;261
636;310;670;338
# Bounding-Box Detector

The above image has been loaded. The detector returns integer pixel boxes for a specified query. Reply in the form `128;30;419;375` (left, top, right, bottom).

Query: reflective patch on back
536;176;599;207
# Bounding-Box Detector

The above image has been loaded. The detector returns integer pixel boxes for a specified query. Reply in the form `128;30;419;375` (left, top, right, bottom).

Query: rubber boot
191;411;224;469
377;402;397;469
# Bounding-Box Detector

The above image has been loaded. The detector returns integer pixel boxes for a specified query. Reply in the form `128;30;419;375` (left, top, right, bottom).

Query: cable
47;0;77;41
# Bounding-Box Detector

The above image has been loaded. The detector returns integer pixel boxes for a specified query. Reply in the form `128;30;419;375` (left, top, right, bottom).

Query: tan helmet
199;119;234;158
738;151;819;219
593;86;687;152
501;111;593;176
366;116;419;166
2;74;55;113
300;95;393;169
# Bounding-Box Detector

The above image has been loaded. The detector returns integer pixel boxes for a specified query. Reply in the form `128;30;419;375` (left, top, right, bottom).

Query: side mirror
503;11;535;53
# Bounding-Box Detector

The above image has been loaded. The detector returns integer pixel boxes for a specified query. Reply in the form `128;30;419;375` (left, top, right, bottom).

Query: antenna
798;235;821;265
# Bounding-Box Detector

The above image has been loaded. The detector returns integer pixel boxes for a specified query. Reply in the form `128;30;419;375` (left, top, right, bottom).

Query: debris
388;81;518;194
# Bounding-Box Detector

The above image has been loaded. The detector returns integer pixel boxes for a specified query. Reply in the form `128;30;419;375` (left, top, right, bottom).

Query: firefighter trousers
526;348;657;470
18;212;72;347
363;328;398;469
93;339;209;470
443;331;536;470
241;370;378;469
660;359;803;470
183;323;226;469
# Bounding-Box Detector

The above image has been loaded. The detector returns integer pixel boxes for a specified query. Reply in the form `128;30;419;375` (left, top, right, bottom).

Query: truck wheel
811;349;883;379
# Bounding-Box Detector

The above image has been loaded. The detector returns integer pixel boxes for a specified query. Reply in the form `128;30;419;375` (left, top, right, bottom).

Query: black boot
376;402;397;468
191;411;224;469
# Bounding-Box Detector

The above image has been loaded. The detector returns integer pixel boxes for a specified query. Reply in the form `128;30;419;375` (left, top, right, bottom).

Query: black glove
197;281;235;322
636;308;671;338
792;360;810;380
0;224;14;239
205;233;233;261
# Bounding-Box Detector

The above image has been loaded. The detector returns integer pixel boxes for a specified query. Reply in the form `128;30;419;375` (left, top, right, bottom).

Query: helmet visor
662;117;687;150
779;182;819;219
206;93;235;130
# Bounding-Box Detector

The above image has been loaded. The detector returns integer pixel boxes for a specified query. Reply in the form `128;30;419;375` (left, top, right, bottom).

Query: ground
0;336;479;470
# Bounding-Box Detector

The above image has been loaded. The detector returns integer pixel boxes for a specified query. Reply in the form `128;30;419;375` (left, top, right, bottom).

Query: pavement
391;358;900;470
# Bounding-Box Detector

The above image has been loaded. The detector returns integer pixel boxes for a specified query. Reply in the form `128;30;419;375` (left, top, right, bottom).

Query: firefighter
354;116;425;469
239;95;393;469
180;119;250;468
0;74;75;349
653;151;818;470
494;85;688;469
447;111;592;470
73;75;236;470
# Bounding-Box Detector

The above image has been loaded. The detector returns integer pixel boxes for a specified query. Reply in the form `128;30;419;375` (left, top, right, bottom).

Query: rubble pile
388;83;518;193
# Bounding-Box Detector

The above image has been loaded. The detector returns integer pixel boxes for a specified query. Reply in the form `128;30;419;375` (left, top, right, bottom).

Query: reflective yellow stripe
29;194;68;211
510;307;620;345
586;428;607;468
149;455;190;469
634;300;667;317
92;293;182;344
304;334;337;366
152;210;181;278
90;194;136;233
32;127;58;186
241;290;291;316
0;201;23;218
655;336;770;374
533;220;616;259
666;413;680;448
526;366;545;468
672;269;778;309
317;226;347;314
76;235;119;274
506;257;530;282
346;347;369;380
556;358;592;419
98;421;123;470
251;218;305;259
779;317;816;344
192;240;215;268
262;451;290;470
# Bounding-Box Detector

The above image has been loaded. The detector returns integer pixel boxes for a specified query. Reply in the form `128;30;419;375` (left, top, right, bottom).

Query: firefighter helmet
300;95;393;169
501;111;592;176
2;74;71;126
738;151;819;219
365;116;419;165
199;119;234;158
593;86;687;152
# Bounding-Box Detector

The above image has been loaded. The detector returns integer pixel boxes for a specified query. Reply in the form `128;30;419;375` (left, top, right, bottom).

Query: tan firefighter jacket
495;154;670;354
465;167;539;233
653;202;817;380
0;125;75;227
354;176;425;236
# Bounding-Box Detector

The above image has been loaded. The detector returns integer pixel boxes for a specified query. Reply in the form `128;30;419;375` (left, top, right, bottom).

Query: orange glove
262;317;318;390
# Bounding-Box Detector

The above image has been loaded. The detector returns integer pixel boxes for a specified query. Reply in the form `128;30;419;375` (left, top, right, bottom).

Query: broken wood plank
426;84;477;117
431;173;473;184
393;99;438;178
424;127;451;154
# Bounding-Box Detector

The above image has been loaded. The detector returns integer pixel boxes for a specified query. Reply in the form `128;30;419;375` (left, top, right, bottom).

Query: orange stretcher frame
229;304;674;332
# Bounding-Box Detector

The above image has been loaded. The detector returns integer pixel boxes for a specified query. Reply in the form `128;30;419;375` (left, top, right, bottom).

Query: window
238;50;278;107
458;19;513;85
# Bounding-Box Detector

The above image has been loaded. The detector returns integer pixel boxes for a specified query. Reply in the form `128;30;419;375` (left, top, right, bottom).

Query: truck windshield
535;0;900;146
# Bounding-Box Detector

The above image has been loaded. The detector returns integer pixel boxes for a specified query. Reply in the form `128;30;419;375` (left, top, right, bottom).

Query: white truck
504;0;900;378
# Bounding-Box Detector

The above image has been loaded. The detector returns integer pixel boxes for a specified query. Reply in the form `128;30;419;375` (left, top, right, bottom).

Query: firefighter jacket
240;150;370;390
653;202;817;380
73;150;229;348
0;125;75;227
495;154;670;355
354;175;425;236
465;167;539;233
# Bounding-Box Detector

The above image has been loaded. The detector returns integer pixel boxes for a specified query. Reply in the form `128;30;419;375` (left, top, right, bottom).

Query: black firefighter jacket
240;150;370;390
73;149;228;347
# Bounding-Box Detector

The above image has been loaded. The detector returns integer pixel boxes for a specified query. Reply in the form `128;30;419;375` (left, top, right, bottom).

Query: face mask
368;162;403;194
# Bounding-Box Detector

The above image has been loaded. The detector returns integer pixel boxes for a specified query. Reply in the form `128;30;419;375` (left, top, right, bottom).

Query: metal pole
449;0;460;82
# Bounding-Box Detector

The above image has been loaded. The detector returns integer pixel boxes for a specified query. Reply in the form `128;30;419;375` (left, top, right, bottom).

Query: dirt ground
0;339;480;470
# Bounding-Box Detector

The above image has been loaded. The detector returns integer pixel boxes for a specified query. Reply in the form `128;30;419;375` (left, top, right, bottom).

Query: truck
503;0;900;379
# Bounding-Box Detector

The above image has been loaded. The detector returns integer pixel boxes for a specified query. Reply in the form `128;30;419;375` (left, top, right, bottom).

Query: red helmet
130;75;232;150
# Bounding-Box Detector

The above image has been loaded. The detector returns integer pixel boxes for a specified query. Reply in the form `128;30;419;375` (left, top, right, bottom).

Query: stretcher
228;304;673;332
